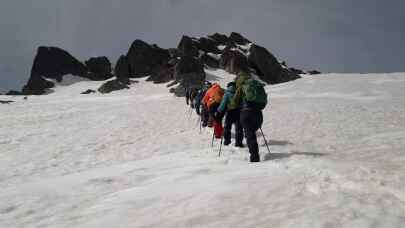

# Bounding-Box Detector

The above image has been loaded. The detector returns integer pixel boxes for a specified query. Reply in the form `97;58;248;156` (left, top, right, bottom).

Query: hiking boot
250;154;260;163
235;143;244;148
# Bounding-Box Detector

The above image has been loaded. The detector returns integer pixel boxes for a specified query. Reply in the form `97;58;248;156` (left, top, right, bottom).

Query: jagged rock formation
177;36;199;57
220;47;249;75
200;54;219;68
172;56;205;96
146;66;174;84
114;55;131;84
248;44;300;83
22;32;317;96
85;56;113;81
22;47;87;95
126;40;170;78
229;32;251;45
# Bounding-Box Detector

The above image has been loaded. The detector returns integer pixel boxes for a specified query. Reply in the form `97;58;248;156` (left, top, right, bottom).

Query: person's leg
241;110;261;162
234;110;244;147
201;105;209;127
223;112;233;145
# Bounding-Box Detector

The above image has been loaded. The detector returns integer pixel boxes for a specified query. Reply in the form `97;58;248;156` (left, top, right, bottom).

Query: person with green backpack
230;71;268;162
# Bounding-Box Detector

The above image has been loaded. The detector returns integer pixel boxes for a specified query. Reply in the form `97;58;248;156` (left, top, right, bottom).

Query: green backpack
242;79;268;109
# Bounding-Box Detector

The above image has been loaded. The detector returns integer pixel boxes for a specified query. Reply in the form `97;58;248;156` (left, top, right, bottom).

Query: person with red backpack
202;83;225;138
230;72;268;162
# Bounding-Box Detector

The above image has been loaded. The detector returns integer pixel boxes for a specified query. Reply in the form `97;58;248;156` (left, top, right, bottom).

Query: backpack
242;79;268;110
207;85;224;109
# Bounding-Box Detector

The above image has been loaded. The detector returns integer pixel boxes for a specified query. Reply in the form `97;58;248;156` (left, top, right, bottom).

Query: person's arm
217;92;229;113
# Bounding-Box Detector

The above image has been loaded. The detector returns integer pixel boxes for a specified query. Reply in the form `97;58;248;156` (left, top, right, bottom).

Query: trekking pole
218;135;224;157
211;131;215;147
188;106;193;119
199;116;202;134
259;127;271;154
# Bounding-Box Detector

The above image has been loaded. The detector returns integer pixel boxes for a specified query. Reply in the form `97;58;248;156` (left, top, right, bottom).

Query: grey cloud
1;0;405;91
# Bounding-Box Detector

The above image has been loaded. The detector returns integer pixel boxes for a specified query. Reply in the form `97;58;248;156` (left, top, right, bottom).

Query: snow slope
1;70;405;228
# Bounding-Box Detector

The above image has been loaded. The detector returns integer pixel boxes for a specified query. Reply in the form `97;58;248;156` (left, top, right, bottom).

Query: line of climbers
185;72;268;162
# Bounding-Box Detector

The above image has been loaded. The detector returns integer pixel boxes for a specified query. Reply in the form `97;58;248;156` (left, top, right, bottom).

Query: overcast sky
1;0;404;91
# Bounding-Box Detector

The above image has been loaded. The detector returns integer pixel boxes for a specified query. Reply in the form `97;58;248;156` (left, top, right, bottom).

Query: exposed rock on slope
177;36;199;57
22;32;317;96
173;56;206;96
85;56;113;81
114;55;131;84
98;79;130;94
248;44;300;83
126;40;170;77
22;47;87;95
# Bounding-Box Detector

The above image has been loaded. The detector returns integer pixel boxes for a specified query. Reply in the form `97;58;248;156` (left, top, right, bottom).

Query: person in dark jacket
185;87;198;108
194;82;212;126
230;72;264;162
216;82;243;147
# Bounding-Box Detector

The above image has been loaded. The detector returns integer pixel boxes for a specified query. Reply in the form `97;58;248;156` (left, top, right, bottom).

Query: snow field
0;70;405;227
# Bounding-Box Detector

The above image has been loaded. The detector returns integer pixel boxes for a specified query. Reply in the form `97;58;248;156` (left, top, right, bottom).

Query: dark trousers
240;109;263;162
201;105;209;127
224;109;243;146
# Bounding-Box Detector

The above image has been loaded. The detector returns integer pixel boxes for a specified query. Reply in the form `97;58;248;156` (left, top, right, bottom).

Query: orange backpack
206;84;224;109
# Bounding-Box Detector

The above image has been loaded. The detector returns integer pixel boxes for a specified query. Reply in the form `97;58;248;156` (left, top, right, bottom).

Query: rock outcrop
146;65;174;84
114;55;131;84
248;44;300;84
177;36;199;57
126;40;170;77
22;47;87;95
220;48;249;75
98;79;130;94
85;56;113;81
173;56;205;96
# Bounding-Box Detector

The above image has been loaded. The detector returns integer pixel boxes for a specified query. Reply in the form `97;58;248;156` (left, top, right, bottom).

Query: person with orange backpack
202;83;225;138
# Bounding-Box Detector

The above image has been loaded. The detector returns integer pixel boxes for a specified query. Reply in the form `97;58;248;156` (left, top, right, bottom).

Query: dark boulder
22;46;87;95
114;55;131;84
146;65;174;84
126;39;170;77
85;56;113;80
173;56;205;96
248;44;299;84
98;79;130;94
229;32;251;45
220;48;250;75
177;35;199;57
200;54;220;68
208;33;229;45
22;75;55;95
197;37;221;54
29;46;86;81
308;70;321;75
81;89;96;94
0;100;14;104
6;90;23;96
